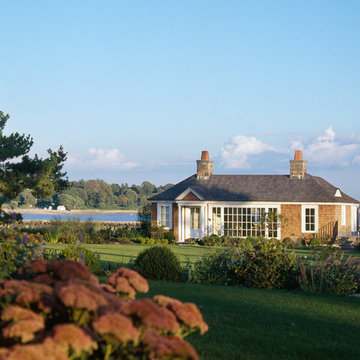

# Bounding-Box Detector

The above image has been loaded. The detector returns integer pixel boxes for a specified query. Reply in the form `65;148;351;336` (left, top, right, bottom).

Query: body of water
21;213;139;222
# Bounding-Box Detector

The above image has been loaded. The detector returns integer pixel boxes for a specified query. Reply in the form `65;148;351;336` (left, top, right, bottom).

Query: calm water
22;213;139;222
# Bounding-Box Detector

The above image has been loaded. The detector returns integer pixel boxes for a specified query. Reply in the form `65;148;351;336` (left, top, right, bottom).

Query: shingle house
150;150;360;243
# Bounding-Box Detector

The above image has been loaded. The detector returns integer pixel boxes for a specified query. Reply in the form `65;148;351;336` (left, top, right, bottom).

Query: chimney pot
290;150;307;179
201;151;209;160
294;150;303;160
197;151;214;180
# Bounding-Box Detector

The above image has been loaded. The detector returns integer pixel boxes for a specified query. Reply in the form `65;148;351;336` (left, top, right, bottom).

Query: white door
184;207;201;239
351;206;358;233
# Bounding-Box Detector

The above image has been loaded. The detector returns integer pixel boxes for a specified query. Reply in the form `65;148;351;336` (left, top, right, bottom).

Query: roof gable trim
176;187;204;201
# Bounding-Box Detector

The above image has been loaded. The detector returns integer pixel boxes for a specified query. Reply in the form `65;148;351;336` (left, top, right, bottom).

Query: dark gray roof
150;174;359;204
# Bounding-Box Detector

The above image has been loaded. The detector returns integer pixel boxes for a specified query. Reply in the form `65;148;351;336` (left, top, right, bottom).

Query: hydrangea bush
0;260;208;359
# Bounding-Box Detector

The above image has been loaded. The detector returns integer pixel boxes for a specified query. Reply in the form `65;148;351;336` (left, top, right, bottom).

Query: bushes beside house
192;238;297;289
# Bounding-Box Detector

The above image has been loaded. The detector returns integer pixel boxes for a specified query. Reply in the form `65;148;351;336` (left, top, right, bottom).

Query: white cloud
302;127;359;167
221;135;277;169
66;148;138;170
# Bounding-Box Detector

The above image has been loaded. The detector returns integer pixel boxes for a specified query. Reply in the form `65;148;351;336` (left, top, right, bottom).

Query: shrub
282;237;293;249
164;231;176;244
0;231;44;278
193;237;297;289
0;260;208;359
308;237;328;249
57;245;102;275
192;249;236;285
133;246;182;281
298;253;360;295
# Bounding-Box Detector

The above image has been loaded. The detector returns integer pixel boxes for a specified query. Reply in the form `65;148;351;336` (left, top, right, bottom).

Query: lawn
46;243;215;266
46;243;360;266
141;280;360;360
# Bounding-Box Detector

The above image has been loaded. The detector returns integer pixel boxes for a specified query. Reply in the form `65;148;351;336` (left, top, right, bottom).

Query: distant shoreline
6;208;138;215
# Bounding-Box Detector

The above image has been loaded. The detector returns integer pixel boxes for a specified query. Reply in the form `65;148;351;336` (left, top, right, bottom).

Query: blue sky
1;1;360;198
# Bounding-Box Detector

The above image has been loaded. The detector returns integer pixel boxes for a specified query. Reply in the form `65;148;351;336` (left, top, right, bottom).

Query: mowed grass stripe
141;281;360;360
45;244;214;266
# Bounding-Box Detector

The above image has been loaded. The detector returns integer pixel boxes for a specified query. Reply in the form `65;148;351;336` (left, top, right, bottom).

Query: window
267;208;278;238
160;205;170;228
212;207;221;235
302;205;318;233
224;207;266;237
190;207;200;229
341;205;346;226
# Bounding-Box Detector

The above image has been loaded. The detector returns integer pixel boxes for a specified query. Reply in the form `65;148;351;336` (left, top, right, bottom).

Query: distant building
57;205;66;211
150;150;359;242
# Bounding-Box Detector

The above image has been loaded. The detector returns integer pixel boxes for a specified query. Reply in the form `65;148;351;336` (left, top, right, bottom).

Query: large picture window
224;207;266;237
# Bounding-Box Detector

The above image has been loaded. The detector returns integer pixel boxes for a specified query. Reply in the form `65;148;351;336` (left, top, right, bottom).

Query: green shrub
193;237;297;289
282;237;293;249
58;245;102;275
164;230;176;244
133;246;182;281
308;237;328;249
192;249;236;285
0;231;43;278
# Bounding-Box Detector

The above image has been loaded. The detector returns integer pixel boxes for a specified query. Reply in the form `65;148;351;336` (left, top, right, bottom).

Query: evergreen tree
0;111;68;220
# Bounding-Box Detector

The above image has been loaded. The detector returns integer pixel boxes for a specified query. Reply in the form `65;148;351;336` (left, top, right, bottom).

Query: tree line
9;179;173;210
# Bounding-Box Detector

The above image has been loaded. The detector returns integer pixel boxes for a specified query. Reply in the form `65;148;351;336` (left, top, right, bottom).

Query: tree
0;111;68;219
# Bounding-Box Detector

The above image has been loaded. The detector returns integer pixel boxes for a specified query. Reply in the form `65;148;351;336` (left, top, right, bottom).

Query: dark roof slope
149;174;359;204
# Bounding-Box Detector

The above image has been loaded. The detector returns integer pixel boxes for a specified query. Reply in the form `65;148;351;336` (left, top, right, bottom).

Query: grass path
142;281;360;360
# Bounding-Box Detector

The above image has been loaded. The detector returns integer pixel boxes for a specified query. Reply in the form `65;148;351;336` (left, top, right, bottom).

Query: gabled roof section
176;187;204;201
149;174;360;204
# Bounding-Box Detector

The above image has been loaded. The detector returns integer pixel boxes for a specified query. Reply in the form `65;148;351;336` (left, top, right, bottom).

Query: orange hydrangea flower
121;299;180;333
143;330;199;360
52;324;97;356
93;313;139;342
58;284;106;311
154;295;209;335
0;340;69;360
2;306;45;343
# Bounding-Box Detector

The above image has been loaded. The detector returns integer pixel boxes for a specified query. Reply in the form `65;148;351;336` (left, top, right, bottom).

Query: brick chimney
290;150;307;179
197;151;214;180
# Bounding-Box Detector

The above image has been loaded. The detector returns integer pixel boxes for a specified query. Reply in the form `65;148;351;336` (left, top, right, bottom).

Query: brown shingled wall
281;204;343;240
281;204;302;240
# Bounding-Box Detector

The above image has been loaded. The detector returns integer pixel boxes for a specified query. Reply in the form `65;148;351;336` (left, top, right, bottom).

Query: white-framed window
190;207;200;229
157;203;172;229
210;205;281;238
212;207;221;235
301;205;318;233
341;205;346;226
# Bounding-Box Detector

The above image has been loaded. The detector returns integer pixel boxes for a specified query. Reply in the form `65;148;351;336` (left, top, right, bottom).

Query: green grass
45;243;215;266
46;243;360;266
140;280;360;360
45;243;360;359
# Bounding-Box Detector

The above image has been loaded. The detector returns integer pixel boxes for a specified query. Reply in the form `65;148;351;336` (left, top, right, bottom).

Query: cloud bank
221;135;278;169
66;148;138;170
221;127;360;170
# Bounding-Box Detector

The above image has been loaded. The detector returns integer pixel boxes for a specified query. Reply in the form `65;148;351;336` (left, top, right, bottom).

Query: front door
185;207;201;239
